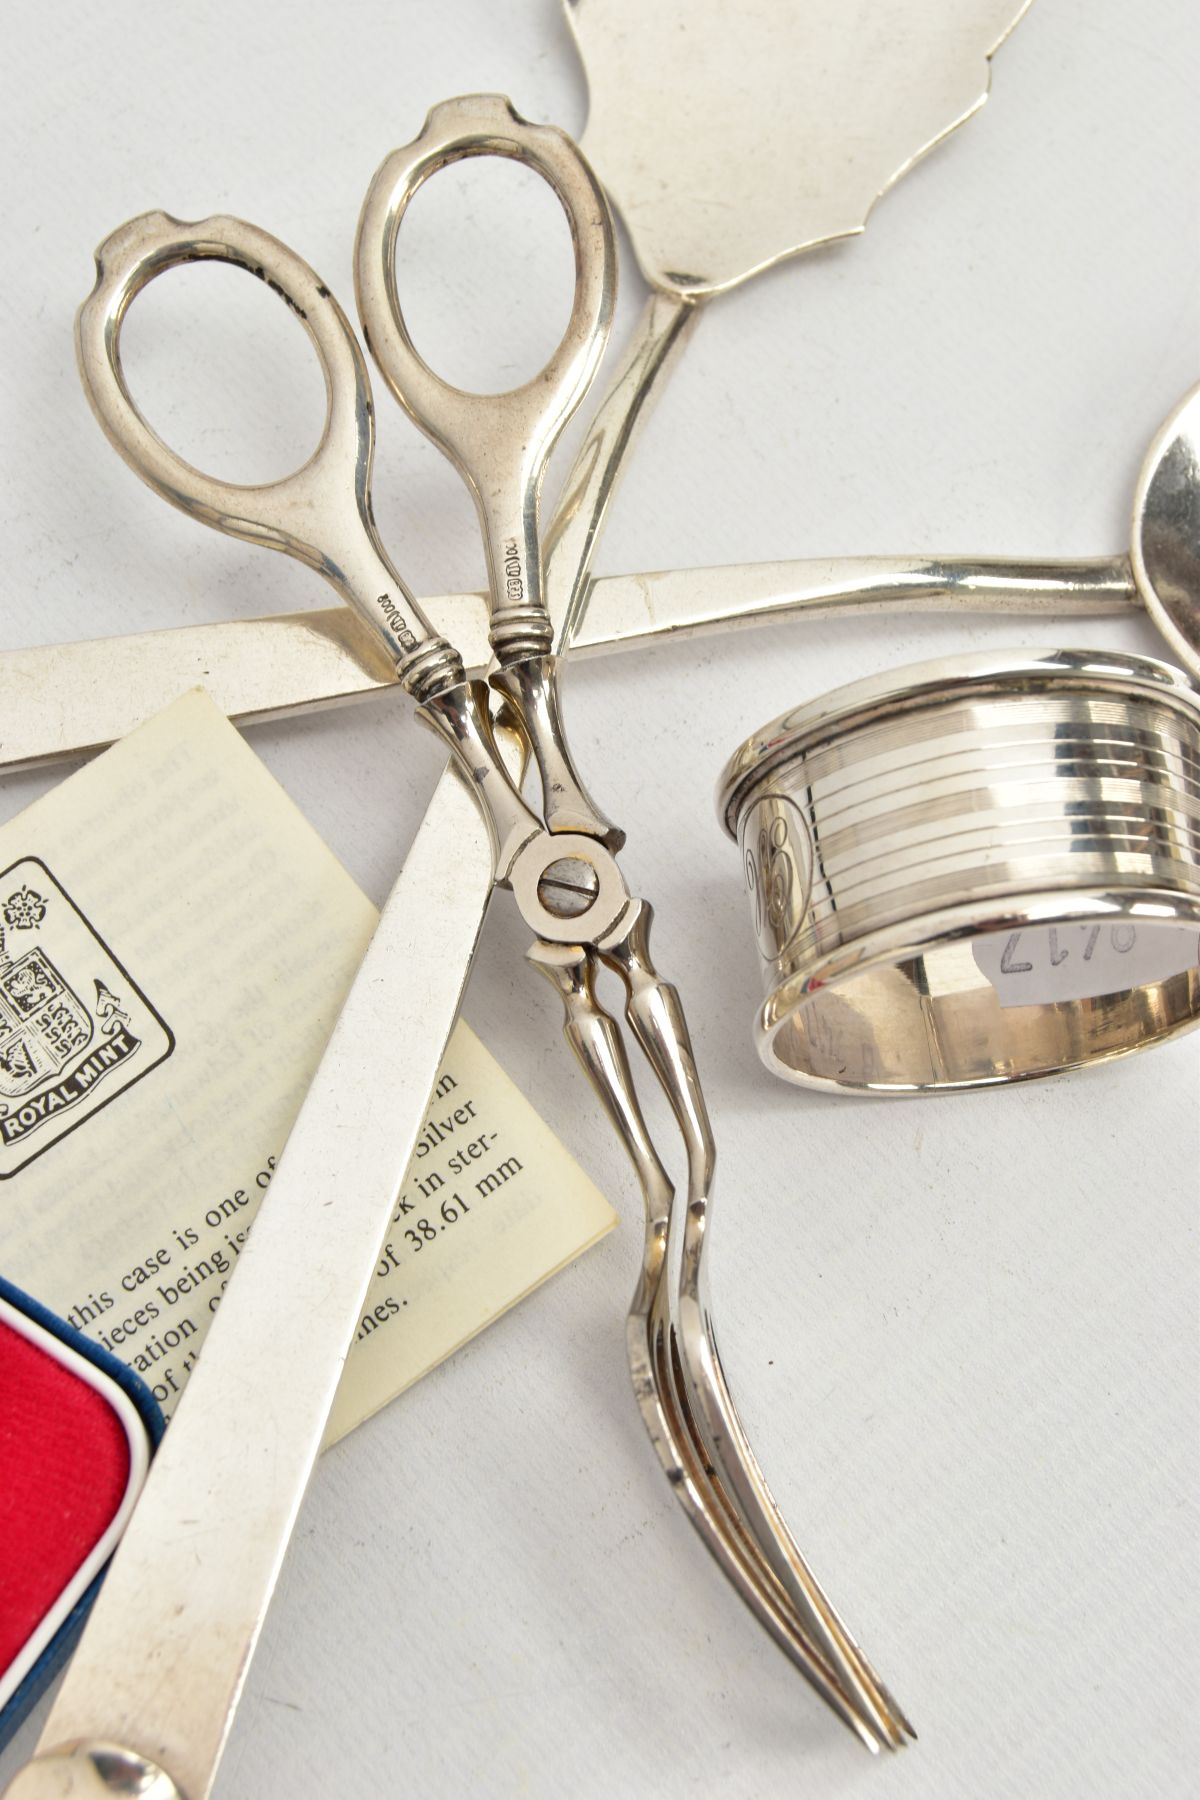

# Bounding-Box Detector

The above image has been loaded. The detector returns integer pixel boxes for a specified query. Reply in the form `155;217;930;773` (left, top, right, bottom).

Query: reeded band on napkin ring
718;648;1200;1094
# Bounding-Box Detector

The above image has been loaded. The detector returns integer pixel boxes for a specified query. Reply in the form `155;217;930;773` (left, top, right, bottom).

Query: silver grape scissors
69;94;910;1759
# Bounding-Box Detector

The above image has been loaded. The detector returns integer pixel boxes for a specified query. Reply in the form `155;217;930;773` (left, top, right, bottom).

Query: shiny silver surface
1133;384;1200;679
75;211;466;705
352;99;910;1751
719;648;1200;1092
0;552;1135;774
3;1742;181;1799
567;0;1029;296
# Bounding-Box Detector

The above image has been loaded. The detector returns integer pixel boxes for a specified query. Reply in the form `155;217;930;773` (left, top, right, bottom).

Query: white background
1;3;1197;1796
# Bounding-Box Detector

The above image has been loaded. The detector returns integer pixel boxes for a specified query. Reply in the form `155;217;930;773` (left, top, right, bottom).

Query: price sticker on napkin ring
717;647;1200;1094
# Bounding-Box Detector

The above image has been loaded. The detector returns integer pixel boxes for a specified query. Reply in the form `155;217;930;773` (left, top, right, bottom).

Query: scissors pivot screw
536;855;601;919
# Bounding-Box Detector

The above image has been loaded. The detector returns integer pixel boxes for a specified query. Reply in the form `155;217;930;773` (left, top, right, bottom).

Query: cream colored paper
0;689;615;1437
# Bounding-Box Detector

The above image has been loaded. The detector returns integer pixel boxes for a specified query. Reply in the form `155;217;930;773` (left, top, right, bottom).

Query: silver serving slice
545;0;1030;639
568;0;1030;296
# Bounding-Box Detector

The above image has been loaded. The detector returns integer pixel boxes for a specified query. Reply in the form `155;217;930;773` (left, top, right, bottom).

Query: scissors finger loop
355;94;616;660
76;210;467;692
356;93;614;455
76;211;375;580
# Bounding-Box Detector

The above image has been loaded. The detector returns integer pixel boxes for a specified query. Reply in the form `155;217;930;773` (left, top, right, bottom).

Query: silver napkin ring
718;648;1200;1093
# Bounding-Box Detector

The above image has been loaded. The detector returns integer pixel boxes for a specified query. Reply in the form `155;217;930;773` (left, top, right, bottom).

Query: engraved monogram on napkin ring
718;648;1200;1094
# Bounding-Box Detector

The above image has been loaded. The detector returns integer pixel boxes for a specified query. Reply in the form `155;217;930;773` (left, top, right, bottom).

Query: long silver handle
5;760;495;1800
543;288;700;645
0;553;1135;775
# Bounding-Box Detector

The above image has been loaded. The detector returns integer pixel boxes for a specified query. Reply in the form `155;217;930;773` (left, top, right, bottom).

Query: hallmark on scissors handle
502;538;524;602
376;592;417;651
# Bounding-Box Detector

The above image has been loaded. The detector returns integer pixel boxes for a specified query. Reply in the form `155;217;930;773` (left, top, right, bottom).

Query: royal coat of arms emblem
0;858;173;1177
0;945;94;1096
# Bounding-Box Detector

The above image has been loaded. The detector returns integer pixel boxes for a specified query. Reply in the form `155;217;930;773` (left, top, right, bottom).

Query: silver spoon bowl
1133;383;1200;680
